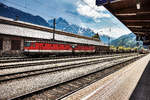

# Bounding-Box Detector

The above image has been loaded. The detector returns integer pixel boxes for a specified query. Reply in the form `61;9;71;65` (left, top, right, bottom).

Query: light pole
53;18;56;41
109;28;111;46
109;37;111;46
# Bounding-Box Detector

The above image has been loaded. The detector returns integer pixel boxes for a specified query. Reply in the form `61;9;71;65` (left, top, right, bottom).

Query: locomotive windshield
24;42;31;47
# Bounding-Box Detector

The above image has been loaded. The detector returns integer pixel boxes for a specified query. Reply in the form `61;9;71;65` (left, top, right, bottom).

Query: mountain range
48;17;95;37
100;34;114;44
0;3;50;27
0;2;139;47
111;33;139;48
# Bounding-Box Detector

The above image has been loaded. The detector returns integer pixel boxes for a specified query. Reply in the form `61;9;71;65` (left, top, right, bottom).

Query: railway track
0;54;115;64
0;54;145;100
0;54;109;63
0;53;133;63
0;56;25;60
0;54;136;76
0;54;135;69
0;54;133;82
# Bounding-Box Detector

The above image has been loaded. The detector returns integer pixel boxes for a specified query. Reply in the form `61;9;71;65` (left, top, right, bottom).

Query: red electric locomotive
23;41;95;56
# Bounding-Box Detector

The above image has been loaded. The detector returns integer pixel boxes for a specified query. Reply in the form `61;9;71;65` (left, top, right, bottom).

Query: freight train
23;41;109;56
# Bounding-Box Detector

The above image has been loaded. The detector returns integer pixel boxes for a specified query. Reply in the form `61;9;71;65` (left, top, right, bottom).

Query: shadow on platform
130;60;150;100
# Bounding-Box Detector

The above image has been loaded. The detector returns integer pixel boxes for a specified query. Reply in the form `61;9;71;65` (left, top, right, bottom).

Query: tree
92;33;100;41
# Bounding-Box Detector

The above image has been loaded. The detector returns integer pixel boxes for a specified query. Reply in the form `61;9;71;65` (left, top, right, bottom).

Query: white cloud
76;0;131;39
76;0;111;19
94;19;101;23
82;0;106;11
94;27;132;38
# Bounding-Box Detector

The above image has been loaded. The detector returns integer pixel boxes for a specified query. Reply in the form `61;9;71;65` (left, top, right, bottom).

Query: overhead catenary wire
2;0;55;19
80;0;128;32
1;0;130;37
2;0;57;41
2;0;124;29
2;0;113;27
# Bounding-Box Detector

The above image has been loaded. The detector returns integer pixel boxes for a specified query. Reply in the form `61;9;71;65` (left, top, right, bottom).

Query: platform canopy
96;0;150;45
96;0;118;6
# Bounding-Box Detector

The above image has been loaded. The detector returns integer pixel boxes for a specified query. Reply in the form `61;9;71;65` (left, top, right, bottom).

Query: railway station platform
130;58;150;100
62;54;150;100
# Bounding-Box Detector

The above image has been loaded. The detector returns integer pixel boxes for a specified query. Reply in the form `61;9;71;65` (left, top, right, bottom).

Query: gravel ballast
0;55;140;99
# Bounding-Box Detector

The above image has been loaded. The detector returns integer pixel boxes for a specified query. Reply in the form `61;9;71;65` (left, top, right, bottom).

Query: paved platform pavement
130;60;150;100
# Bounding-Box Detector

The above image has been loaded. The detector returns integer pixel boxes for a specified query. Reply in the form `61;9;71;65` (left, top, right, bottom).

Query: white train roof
0;16;107;46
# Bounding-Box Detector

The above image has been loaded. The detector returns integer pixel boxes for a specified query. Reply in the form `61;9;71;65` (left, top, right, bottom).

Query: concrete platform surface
130;57;150;100
62;54;150;100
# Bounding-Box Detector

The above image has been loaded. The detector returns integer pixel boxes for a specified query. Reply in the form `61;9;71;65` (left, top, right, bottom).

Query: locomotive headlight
72;44;77;48
72;45;75;48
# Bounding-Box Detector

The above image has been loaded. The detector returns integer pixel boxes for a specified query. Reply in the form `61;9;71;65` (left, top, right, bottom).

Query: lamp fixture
136;0;140;9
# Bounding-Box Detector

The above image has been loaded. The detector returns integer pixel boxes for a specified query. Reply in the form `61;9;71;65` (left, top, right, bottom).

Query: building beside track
0;16;108;56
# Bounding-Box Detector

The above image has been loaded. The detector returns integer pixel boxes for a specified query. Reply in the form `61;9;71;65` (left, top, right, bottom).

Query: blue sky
0;0;132;38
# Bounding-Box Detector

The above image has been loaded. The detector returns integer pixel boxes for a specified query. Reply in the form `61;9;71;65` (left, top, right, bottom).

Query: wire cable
80;0;129;31
2;0;55;19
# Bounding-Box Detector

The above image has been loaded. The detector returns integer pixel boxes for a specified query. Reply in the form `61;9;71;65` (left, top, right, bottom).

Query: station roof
96;0;150;45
